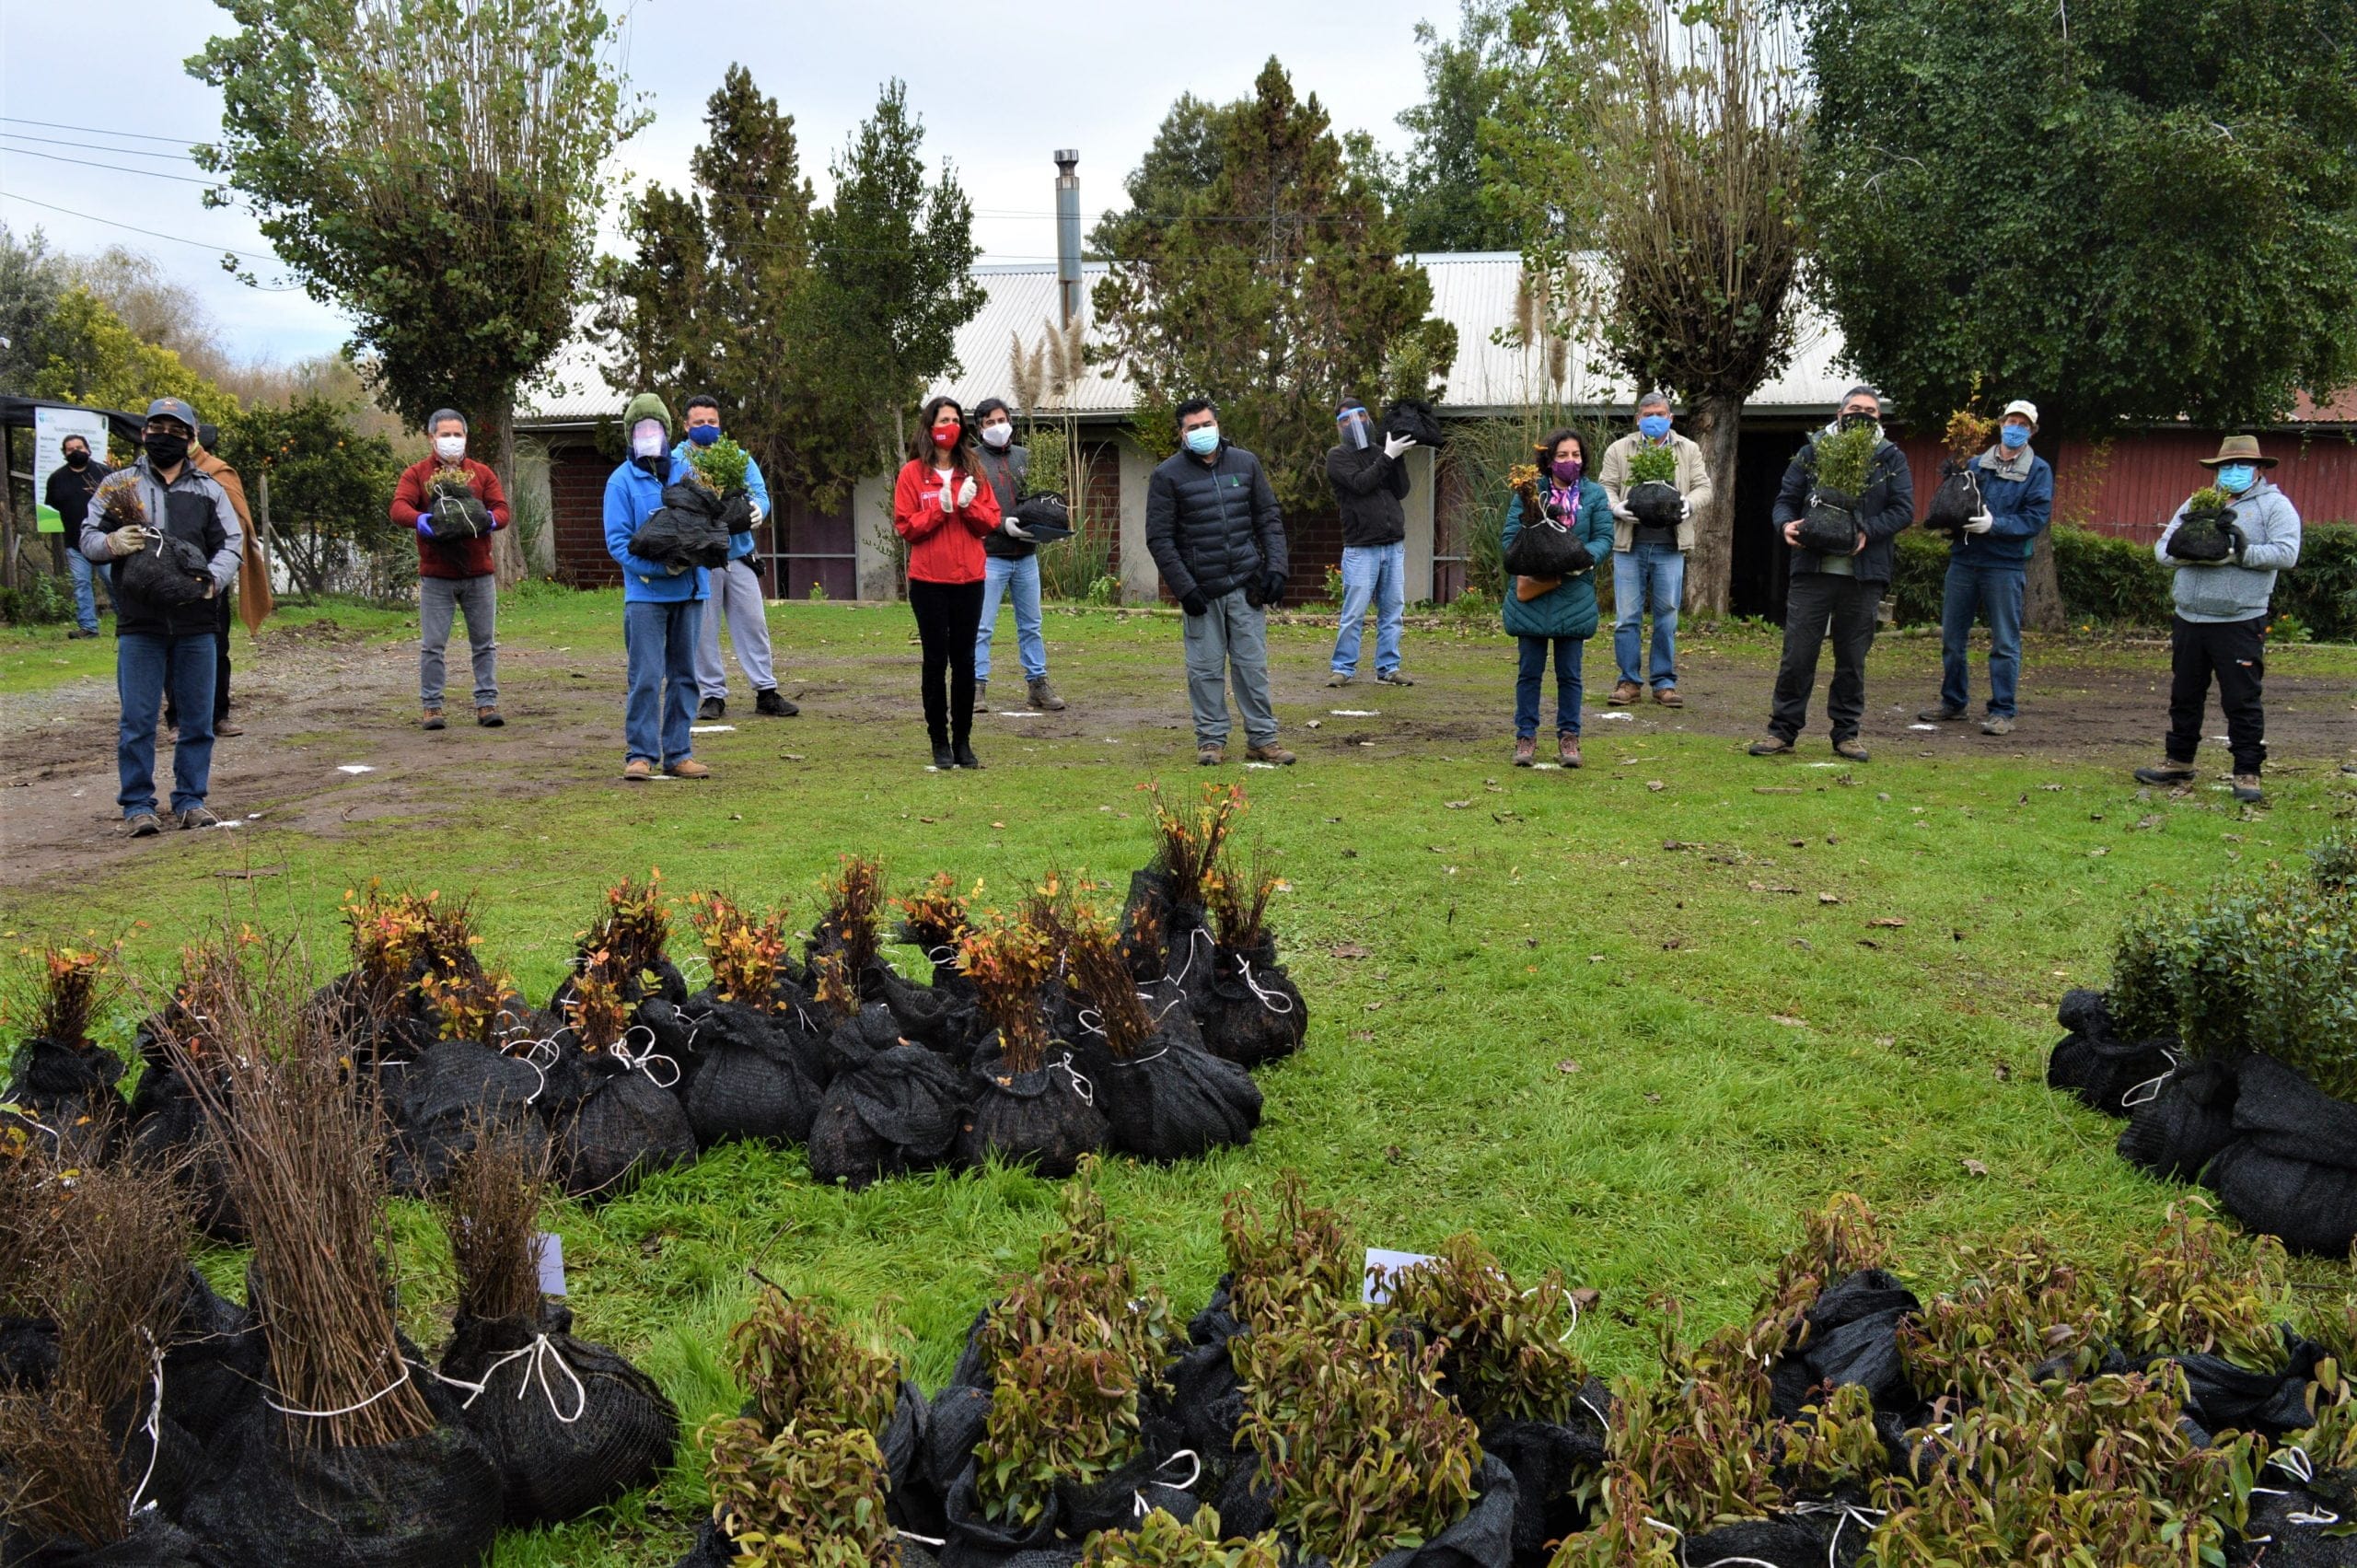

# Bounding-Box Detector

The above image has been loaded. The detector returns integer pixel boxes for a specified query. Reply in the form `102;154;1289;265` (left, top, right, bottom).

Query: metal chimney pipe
1054;149;1082;326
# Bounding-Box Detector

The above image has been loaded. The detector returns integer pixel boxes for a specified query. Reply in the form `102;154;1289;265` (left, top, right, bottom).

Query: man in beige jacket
1598;390;1713;707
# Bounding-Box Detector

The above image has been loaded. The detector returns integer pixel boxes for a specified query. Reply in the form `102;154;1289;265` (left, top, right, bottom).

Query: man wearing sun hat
1918;398;2052;737
2134;435;2302;804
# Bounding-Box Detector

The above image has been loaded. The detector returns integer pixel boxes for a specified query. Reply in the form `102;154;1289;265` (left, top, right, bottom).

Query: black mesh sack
1682;1514;1867;1568
678;999;819;1147
157;1270;266;1447
2166;505;2237;563
1768;1270;1920;1420
549;1050;698;1201
871;965;984;1062
808;1045;970;1189
5;1036;127;1161
1922;459;1983;533
384;1040;545;1198
1480;1380;1612;1565
179;1399;502;1568
631;493;732;571
2230;1478;2357;1567
1296;1453;1516;1568
3;1511;206;1567
956;1051;1109;1178
2047;1029;2178;1119
883;1379;942;1539
1193;937;1306;1070
2118;1057;2242;1181
1090;1036;1261;1164
938;1458;1084;1568
547;956;688;1018
1502;511;1587;579
1381;399;1446;449
127;1060;241;1241
120;532;212;610
440;1300;678;1526
822;1003;907;1084
2162;1330;2322;1440
1625;480;1684;529
2211;1141;2357;1258
2229;1055;2357;1167
1795;489;1863;555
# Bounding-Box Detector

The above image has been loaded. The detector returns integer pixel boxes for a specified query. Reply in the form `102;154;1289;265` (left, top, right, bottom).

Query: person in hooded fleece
390;408;510;730
604;392;712;781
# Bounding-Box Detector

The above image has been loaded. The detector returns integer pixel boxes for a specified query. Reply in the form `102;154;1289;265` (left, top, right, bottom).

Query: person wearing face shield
79;397;244;835
2135;436;2303;805
1598;391;1713;708
603;392;713;780
970;397;1063;712
391;408;510;729
1751;385;1915;762
676;394;791;723
1323;397;1416;690
45;434;112;637
1917;399;2051;738
1145;399;1295;767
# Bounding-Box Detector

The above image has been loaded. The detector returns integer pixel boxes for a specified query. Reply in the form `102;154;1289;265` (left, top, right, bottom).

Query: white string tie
2269;1445;2314;1483
2119;1050;2180;1109
898;1529;949;1548
1053;1051;1095;1108
1132;1449;1205;1516
265;1366;412;1419
447;1334;588;1423
612;1026;681;1089
126;1333;165;1518
1236;958;1295;1016
1165;927;1211;988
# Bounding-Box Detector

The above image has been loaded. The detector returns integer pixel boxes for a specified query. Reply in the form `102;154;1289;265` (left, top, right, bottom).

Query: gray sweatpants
1182;587;1276;748
420;573;497;707
695;558;775;700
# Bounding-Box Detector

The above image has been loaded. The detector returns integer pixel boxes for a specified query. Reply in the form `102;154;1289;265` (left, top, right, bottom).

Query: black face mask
64;449;88;469
144;432;191;470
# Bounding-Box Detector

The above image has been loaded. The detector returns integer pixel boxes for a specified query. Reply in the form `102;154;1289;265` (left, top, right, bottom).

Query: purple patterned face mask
1551;458;1583;485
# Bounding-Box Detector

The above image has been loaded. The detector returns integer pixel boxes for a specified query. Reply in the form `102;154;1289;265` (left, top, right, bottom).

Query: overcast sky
2;0;1450;373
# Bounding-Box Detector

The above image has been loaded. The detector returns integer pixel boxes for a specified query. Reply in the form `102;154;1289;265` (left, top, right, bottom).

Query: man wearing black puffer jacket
1145;399;1295;767
1751;385;1915;762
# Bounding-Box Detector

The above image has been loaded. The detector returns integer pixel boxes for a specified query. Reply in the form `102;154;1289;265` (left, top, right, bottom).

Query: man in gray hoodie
2134;436;2302;804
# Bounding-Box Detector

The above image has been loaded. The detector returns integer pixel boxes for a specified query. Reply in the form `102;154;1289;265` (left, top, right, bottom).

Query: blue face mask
1637;414;1671;441
2216;464;2256;494
688;423;722;446
1999;424;2029;450
1184;426;1220;457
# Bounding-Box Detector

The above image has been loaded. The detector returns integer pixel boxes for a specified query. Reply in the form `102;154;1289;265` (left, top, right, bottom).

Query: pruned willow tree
1494;0;1808;618
192;0;644;583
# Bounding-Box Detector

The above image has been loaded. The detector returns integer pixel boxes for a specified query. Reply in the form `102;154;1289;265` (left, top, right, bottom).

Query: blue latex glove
416;510;435;540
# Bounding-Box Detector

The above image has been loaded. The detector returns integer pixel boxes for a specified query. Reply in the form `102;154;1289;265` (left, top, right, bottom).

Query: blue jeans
1938;561;2026;717
117;632;215;816
1331;541;1407;677
1515;634;1586;738
1612;543;1684;688
623;599;702;766
975;552;1045;683
67;550;101;633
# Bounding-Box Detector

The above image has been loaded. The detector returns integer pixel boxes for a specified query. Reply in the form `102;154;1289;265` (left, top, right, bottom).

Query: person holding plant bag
1598;390;1713;709
676;395;794;723
1751;386;1914;762
603;392;713;782
893;395;1002;771
391;409;510;731
1501;429;1614;768
2134;436;2302;805
1919;399;2052;738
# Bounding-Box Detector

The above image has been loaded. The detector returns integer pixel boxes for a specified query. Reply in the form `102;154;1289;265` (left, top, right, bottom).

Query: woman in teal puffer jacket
1502;428;1616;768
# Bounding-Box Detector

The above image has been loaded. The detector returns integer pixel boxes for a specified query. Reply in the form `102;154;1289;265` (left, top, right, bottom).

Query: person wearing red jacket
389;409;511;730
891;395;1003;771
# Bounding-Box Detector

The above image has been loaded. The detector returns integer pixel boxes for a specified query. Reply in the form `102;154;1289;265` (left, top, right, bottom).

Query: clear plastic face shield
1336;406;1373;451
630;418;668;460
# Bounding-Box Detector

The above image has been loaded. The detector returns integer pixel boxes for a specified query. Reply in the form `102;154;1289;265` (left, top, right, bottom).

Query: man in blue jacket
677;394;794;723
604;391;712;781
1919;398;2053;737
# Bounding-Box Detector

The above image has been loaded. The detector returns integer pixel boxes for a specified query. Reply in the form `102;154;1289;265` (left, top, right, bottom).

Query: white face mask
980;424;1014;449
434;434;466;462
631;420;667;459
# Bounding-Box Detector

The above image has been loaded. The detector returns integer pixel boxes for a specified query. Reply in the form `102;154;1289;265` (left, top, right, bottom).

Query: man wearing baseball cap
2135;435;2302;804
1918;398;2052;737
78;397;245;835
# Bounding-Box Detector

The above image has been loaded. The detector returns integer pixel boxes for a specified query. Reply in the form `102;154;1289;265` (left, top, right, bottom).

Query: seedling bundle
1622;445;1683;530
424;464;495;542
1922;410;1995;535
2166;486;2241;563
1796;423;1878;556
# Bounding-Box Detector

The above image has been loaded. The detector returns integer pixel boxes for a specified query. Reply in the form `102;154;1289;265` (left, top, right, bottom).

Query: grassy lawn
3;591;2351;1567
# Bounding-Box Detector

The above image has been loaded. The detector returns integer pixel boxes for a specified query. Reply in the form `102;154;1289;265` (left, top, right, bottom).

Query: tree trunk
2022;526;2065;632
483;393;525;587
1687;392;1744;619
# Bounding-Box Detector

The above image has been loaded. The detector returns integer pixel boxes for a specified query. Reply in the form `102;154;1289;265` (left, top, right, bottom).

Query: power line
0;132;203;162
0;145;217;187
0;189;308;289
0;117;211;145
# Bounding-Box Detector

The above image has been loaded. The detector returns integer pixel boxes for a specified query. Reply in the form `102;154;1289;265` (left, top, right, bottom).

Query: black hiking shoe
2133;761;2198;786
697;696;726;721
755;688;797;717
124;811;163;838
1747;735;1794;757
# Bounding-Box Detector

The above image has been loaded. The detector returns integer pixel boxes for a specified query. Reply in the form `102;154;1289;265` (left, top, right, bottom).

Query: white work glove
1002;517;1034;541
938;482;956;514
105;524;150;558
1382;433;1415;460
200;575;217;598
956;475;979;509
748;498;765;526
1963;511;1993;535
1679;496;1693;520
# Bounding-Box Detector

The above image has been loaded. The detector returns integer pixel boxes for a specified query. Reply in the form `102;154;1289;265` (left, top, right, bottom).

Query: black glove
1181;590;1211;617
1260;568;1287;605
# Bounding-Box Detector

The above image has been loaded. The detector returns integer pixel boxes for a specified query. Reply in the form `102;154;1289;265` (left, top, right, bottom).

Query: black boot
697;695;725;721
755;687;797;717
931;741;956;771
954;742;982;770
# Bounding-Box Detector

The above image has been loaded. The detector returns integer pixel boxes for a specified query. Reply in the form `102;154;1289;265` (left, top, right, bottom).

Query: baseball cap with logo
145;397;199;431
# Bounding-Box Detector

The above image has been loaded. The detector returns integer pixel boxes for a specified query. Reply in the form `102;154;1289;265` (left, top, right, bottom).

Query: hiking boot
1748;735;1794;756
67;627;98;640
124;811;163;838
755;687;797;717
666;759;712;780
1917;704;1968;723
974;678;988;707
2133;761;2197;786
1514;736;1537;768
477;706;505;727
2230;773;2266;804
1326;671;1353;688
1247;742;1297;766
421;707;446;731
1980;714;2014;737
697;696;726;721
1558;733;1583;768
954;743;983;770
177;805;221;830
1197;743;1225;767
1654;686;1683;708
1376;669;1414;687
1833;737;1871;762
932;743;957;771
214;722;244;738
622;758;654;781
1028;677;1065;712
1608;680;1642;706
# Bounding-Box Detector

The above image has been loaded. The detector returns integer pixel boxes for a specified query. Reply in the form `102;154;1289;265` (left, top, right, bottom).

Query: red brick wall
549;439;620;587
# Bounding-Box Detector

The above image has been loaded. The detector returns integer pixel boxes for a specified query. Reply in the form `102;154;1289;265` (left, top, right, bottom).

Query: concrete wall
852;471;896;600
1404;444;1436;603
1117;431;1158;605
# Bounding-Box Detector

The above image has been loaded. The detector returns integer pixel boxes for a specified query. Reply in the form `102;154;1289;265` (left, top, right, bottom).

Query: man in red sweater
389;409;511;729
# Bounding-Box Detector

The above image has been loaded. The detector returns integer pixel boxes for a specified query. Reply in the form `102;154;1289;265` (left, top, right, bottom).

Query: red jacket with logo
891;459;1002;585
391;455;511;579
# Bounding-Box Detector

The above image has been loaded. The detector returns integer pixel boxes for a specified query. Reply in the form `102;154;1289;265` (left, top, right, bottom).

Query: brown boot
666;759;713;780
476;705;504;727
1246;742;1297;766
1513;735;1537;768
1558;732;1583;768
421;707;445;731
1654;685;1683;708
1197;742;1225;766
1608;680;1642;706
622;758;654;781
